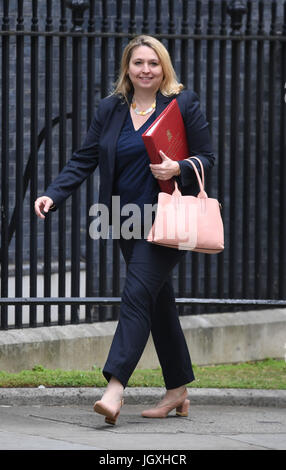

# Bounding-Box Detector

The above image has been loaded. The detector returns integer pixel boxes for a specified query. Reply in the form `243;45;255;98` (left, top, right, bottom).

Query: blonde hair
113;35;184;102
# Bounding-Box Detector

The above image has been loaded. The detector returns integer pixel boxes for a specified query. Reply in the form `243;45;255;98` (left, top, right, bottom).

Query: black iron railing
1;0;286;329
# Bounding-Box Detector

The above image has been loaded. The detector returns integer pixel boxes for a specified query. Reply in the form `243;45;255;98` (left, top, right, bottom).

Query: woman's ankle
103;376;124;402
165;385;186;399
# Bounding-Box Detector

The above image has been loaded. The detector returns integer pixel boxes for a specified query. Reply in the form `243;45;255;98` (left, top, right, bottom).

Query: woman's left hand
149;150;181;180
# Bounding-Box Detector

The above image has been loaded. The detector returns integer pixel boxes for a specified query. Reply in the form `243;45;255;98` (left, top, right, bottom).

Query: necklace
131;100;156;116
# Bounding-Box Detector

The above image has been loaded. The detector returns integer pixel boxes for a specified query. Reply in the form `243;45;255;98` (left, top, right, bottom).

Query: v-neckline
129;110;156;133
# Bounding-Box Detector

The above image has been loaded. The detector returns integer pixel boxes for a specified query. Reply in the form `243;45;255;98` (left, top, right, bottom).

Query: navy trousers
103;238;195;389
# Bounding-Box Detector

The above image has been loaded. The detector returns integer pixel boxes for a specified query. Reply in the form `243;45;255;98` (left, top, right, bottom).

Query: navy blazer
45;89;215;213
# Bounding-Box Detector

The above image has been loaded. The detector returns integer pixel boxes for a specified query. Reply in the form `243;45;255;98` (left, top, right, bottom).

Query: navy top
113;111;159;228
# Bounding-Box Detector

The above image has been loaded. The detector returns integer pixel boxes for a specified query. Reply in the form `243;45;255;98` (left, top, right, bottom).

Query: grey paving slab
0;430;102;450
0;403;285;450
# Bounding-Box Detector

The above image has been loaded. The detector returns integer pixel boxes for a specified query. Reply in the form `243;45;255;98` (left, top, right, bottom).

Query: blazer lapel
106;97;129;176
155;91;174;117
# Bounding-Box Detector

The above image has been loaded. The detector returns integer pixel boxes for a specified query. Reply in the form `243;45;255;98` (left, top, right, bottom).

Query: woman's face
127;45;164;94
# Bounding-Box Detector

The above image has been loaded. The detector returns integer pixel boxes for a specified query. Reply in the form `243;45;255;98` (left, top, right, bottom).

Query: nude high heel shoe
141;389;190;419
175;398;190;417
93;399;124;425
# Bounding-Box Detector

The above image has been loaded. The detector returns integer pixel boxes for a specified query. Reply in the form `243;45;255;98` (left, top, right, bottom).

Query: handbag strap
183;157;207;197
188;156;205;188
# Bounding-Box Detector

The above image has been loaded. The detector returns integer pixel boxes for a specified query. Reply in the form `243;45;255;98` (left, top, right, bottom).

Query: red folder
142;98;189;194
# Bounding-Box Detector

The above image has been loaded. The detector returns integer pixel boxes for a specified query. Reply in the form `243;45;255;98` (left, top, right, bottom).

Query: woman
34;35;214;425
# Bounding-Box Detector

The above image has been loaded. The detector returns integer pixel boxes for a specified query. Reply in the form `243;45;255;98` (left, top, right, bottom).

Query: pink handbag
147;157;224;254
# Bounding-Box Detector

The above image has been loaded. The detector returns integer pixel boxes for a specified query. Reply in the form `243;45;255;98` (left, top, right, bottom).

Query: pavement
0;387;286;452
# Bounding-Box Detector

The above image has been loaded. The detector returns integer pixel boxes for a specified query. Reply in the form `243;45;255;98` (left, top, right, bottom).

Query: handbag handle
188;156;205;188
184;157;207;198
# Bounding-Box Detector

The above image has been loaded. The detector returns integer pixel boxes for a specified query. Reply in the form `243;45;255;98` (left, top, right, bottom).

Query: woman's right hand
34;196;54;220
